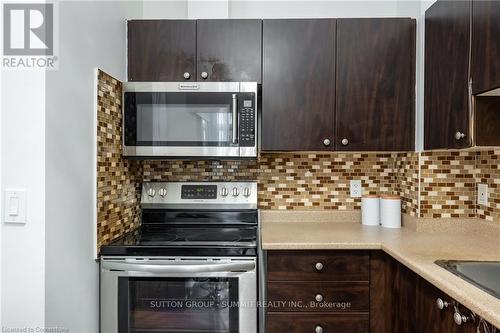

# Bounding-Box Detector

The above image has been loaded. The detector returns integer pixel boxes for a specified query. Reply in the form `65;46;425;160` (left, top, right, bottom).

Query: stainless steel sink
435;260;500;299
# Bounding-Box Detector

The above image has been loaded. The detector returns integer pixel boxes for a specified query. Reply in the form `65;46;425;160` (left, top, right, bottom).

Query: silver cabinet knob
315;325;323;333
315;262;324;271
147;188;156;197
341;138;349;146
455;131;465;140
453;311;468;325
453;307;474;326
183;72;191;80
315;294;324;302
158;188;167;197
232;187;239;197
243;187;251;197
436;298;449;310
220;187;228;197
201;71;208;79
323;138;331;146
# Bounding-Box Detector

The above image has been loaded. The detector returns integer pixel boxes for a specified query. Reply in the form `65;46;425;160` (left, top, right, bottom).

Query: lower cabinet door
267;313;369;333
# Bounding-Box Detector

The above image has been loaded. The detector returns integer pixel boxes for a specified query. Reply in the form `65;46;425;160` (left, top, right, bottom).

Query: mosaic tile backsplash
420;151;476;218
394;152;420;217
257;153;397;210
96;70;142;250
476;149;500;222
141;153;417;214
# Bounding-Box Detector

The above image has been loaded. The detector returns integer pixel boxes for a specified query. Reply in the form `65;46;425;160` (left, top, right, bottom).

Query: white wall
1;0;47;324
1;66;46;328
229;0;399;18
140;0;187;18
44;2;141;332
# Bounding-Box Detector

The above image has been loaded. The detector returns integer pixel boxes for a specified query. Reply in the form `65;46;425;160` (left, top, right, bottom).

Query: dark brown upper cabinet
424;0;500;149
424;1;472;150
197;20;262;83
127;20;196;82
261;19;336;151
128;19;262;83
335;18;415;151
471;0;500;94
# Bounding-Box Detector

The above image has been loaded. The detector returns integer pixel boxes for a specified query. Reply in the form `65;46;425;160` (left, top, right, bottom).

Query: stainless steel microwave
122;82;257;158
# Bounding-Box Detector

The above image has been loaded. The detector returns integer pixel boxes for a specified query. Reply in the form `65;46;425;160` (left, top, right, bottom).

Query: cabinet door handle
315;294;324;302
455;131;465;140
232;94;238;144
315;262;324;271
453;305;475;326
201;71;208;79
341;138;349;146
315;325;323;333
436;298;449;310
323;138;331;146
183;72;191;80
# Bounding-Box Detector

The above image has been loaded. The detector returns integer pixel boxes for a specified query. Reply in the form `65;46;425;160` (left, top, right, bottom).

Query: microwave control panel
239;93;256;147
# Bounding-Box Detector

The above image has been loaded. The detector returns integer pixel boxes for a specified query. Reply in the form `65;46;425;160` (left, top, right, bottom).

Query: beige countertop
262;214;500;328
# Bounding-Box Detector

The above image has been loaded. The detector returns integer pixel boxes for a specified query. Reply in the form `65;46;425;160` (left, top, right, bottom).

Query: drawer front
267;313;369;333
267;281;369;312
267;251;369;281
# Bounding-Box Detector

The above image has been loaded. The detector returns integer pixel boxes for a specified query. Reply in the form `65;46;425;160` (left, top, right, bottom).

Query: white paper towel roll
361;195;380;226
380;195;401;228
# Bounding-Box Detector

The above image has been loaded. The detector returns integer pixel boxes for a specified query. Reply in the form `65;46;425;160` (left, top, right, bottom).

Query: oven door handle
103;261;255;273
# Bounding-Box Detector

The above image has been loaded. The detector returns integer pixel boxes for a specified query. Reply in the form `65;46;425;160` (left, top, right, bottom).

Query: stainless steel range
100;181;260;333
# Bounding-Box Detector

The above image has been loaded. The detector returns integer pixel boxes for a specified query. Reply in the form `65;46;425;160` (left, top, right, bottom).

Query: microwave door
123;91;240;157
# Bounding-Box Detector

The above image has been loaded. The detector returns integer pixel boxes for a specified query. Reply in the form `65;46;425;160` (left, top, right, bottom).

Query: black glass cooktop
100;209;258;257
129;225;257;246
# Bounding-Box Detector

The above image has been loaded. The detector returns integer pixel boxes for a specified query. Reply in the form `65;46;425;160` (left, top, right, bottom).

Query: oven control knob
220;187;228;197
232;187;240;197
147;188;156;197
158;188;167;197
243;187;251;197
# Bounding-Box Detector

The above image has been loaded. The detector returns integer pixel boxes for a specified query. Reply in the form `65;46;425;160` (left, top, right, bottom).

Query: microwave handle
232;94;238;144
103;261;255;273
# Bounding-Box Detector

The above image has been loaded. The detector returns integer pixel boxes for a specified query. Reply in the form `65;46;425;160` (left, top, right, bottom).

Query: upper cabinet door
424;1;471;150
127;20;196;82
336;19;415;151
471;0;500;94
197;20;262;82
262;19;336;151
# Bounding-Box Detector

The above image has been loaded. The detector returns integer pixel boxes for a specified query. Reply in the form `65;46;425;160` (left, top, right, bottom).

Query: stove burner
140;232;178;244
185;231;242;242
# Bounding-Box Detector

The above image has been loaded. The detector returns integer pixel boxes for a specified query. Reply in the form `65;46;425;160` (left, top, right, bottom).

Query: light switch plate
4;189;26;224
350;180;362;198
477;184;488;206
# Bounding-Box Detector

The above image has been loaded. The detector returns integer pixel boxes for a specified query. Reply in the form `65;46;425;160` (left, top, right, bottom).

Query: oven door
123;82;241;158
100;257;257;333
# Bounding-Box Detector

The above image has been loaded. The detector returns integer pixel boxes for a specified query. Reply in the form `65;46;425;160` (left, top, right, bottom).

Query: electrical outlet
477;184;488;205
350;180;362;198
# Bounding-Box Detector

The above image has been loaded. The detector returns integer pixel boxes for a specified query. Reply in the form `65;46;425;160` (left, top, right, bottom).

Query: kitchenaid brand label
2;3;58;69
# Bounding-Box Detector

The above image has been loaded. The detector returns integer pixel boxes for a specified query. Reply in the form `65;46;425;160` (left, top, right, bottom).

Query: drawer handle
315;294;324;302
315;262;324;271
315;325;323;333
